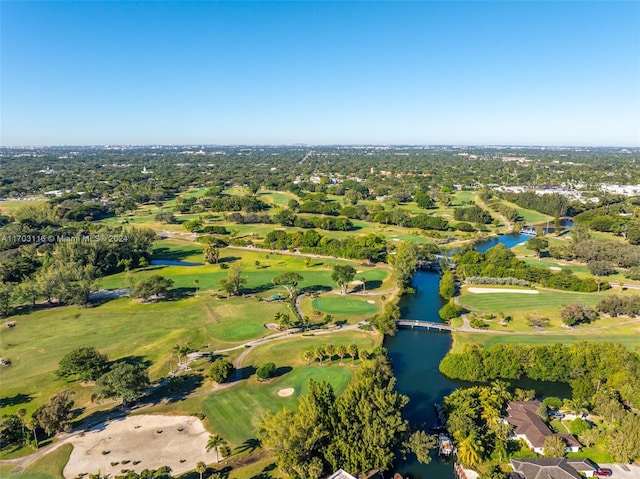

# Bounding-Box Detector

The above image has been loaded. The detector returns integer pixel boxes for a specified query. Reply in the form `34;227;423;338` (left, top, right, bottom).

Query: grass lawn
451;322;640;353
1;443;73;479
459;285;613;330
201;330;379;445
0;294;293;417
0;199;47;214
311;295;379;316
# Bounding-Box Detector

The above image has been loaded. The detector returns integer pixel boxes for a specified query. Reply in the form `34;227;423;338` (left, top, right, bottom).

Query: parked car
594;468;613;477
549;410;564;419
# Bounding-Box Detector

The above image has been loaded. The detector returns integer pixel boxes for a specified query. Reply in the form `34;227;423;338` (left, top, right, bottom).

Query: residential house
506;401;581;454
510;458;597;479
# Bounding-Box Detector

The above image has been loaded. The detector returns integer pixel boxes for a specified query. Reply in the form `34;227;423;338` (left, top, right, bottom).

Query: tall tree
206;434;225;462
390;241;419;289
331;265;356;295
56;347;110;382
33;390;75;435
203;245;220;264
219;265;246;297
195;461;206;479
272;272;304;299
93;362;150;407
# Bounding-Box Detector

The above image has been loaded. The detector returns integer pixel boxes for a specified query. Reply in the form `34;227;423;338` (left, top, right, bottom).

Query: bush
587;260;616;276
560;303;598;326
569;417;590;435
624;266;640;281
209;359;235;383
256;362;276;381
439;301;462;321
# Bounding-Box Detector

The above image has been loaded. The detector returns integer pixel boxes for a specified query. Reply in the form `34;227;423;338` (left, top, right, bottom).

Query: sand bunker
265;322;279;330
367;300;375;304
468;288;539;294
63;415;218;478
549;266;562;271
277;388;295;397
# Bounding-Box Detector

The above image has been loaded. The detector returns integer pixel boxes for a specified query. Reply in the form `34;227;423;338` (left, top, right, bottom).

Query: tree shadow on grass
272;366;293;379
152;247;199;262
114;355;152;369
0;393;33;408
244;283;277;295
234;438;261;454
236;365;257;380
148;373;205;405
302;285;332;293
219;256;241;264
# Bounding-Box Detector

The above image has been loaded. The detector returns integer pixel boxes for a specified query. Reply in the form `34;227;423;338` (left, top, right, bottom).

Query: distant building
510;458;596;479
505;401;581;454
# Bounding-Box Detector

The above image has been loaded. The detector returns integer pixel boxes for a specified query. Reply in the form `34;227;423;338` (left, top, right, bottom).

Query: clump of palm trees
303;343;361;365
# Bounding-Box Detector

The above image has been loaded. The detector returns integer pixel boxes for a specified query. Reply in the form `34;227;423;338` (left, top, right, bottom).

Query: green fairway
460;286;612;330
202;331;379;445
311;295;379;315
0;443;73;479
202;366;352;445
0;295;291;416
452;321;640;353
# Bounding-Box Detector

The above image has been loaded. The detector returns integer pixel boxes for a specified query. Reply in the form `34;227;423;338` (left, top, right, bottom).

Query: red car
594;468;613;477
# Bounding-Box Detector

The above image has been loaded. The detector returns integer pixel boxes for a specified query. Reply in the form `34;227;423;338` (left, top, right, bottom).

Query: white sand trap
468;287;539;294
64;415;218;478
265;322;279;330
549;266;562;271
277;388;294;397
367;300;375;304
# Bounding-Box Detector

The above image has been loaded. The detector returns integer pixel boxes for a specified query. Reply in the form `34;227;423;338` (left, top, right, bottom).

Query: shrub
209;359;235;383
439;301;462;321
560;303;598;326
256;362;277;381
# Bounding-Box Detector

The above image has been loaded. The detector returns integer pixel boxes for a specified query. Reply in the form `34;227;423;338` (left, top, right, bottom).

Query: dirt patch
277;388;294;397
467;287;539;294
63;415;219;478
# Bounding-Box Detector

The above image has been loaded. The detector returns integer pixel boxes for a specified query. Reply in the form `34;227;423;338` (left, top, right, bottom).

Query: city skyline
2;1;639;147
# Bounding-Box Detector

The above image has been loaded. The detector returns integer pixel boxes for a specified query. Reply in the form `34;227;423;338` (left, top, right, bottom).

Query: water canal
386;233;530;478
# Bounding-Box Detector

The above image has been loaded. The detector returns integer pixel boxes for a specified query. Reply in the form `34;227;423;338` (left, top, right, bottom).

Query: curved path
0;321;372;471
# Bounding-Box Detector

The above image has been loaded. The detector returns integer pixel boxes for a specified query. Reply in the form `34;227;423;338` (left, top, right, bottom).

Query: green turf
311;296;379;315
202;331;378;445
1;443;73;479
0;295;292;417
452;322;640;353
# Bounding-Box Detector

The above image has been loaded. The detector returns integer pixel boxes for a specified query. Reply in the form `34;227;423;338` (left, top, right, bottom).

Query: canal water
385;233;530;479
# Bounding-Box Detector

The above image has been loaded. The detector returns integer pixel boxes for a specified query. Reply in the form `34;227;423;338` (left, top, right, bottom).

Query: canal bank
385;234;529;479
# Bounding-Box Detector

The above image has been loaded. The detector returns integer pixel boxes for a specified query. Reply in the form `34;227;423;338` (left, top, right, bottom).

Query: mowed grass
100;239;391;294
0;443;72;479
452;322;640;353
202;331;379;445
311;295;379;315
0;295;291;416
459;286;614;330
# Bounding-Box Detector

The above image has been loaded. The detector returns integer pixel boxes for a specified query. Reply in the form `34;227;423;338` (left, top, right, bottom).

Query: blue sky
1;1;639;146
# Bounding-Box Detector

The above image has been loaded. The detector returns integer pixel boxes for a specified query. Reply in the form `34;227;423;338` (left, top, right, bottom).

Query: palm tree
206;434;224;462
456;430;484;468
348;344;358;364
303;350;314;366
194;279;200;296
195;461;206;479
336;345;347;364
324;344;335;363
17;408;26;436
360;277;366;292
